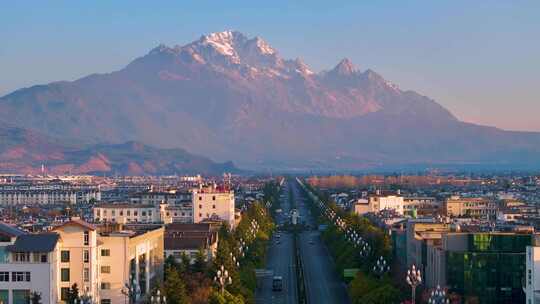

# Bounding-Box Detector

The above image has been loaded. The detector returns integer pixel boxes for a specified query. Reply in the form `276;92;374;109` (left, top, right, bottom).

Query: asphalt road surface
256;181;298;304
292;179;351;304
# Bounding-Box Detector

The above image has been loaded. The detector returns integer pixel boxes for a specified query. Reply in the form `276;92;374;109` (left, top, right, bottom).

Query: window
101;300;111;304
14;252;30;262
199;204;202;209
142;211;146;216
61;250;70;262
127;210;131;216
11;272;30;282
101;266;111;274
61;268;70;282
199;196;202;200
111;210;115;216
213;205;216;209
0;272;9;281
83;250;89;263
13;290;30;304
119;210;123;216
84;268;89;282
101;282;111;290
61;287;70;301
199;213;202;218
101;249;110;256
212;196;216;201
84;231;89;245
40;253;47;263
134;211;138;216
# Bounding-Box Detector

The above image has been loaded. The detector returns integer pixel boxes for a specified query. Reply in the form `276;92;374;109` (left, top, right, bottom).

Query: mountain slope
0;123;236;175
1;31;540;170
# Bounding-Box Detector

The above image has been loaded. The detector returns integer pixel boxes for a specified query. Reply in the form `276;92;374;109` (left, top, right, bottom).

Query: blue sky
1;1;539;131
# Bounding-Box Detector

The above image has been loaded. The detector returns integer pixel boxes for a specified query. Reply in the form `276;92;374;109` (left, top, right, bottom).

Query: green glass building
446;233;531;303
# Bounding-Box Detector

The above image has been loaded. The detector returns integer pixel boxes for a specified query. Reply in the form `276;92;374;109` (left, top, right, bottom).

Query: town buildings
354;192;404;215
0;219;163;304
444;196;498;218
192;184;236;228
0;183;101;206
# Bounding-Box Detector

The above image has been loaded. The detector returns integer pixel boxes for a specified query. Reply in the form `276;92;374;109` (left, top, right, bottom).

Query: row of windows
97;210;153;217
0;272;30;282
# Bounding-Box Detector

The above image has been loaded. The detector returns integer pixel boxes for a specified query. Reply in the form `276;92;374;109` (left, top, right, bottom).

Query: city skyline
1;1;540;131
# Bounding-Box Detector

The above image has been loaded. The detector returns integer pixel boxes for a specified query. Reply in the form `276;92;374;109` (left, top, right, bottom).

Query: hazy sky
1;1;539;131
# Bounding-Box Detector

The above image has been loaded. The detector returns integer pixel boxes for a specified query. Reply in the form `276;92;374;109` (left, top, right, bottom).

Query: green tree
193;247;208;274
163;267;189;304
67;283;79;304
30;291;42;304
209;290;244;304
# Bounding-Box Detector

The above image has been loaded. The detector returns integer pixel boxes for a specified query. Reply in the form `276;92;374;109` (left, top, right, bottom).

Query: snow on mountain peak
252;36;276;55
199;30;241;57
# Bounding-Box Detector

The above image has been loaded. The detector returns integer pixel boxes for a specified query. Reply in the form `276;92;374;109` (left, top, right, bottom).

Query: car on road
308;239;315;245
272;276;283;292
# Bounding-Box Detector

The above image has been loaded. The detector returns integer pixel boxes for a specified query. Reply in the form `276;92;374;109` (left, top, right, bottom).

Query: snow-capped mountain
1;31;540;170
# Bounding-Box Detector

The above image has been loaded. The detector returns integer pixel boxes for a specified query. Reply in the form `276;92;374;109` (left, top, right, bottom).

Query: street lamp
372;256;389;278
406;264;422;304
428;285;450;304
121;276;140;304
150;289;167;304
214;265;232;295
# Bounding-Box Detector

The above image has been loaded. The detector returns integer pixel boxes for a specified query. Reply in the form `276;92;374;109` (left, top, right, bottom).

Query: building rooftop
7;233;59;252
0;222;27;238
95;203;155;209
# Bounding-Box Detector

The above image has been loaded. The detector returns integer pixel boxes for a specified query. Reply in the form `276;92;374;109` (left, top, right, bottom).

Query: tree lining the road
299;181;404;304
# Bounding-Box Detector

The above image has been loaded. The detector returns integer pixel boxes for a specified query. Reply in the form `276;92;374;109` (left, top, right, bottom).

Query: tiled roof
7;233;59;252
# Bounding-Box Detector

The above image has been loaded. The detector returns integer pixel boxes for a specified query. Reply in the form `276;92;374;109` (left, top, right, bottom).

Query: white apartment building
354;194;404;215
130;191;191;207
0;219;164;304
0;184;101;206
192;184;235;228
93;203;193;224
93;203;161;224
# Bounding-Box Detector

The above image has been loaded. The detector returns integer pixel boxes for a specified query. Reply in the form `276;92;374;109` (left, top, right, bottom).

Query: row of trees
162;201;275;304
301;183;404;304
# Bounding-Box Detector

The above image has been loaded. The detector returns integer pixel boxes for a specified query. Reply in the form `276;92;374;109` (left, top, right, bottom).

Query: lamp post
214;265;232;295
372;256;389;278
150;289;167;304
406;264;422;304
121;276;140;304
428;285;450;304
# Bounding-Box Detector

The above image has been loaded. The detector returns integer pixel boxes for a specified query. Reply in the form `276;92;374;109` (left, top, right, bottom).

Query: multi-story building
444;196;498;218
442;233;531;303
525;243;540;304
0;219;164;304
192;184;236;228
93;202;194;224
93;203;162;223
130;191;191;207
403;197;439;216
0;183;100;206
354;193;404;215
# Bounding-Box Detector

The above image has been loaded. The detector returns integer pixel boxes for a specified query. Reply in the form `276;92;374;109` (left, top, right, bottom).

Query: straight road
291;179;351;304
256;181;298;304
